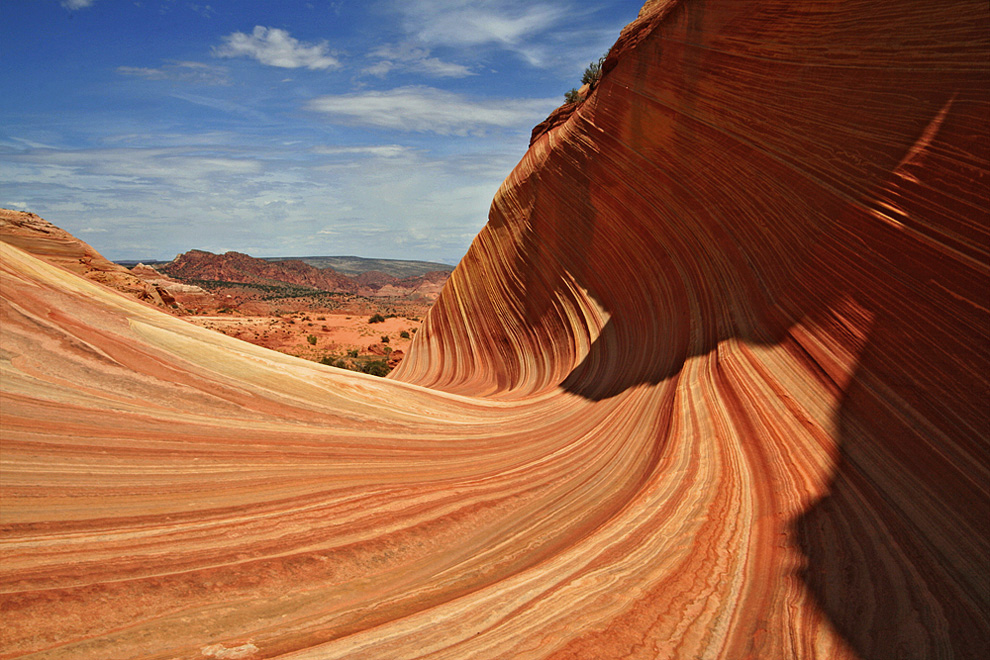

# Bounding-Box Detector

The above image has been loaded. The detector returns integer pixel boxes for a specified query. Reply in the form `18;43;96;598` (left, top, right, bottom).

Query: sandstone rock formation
1;1;987;659
160;249;451;301
129;262;215;308
0;208;175;309
162;249;359;293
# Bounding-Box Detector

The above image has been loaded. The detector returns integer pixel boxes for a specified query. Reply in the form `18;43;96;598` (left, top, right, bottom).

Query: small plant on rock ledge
563;49;610;104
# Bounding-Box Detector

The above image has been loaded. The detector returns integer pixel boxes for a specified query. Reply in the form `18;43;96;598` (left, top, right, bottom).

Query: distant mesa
261;254;454;279
157;248;451;301
116;253;454;279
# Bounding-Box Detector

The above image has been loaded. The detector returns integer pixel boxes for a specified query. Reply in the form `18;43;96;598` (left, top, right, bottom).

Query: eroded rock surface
0;208;174;309
1;1;987;659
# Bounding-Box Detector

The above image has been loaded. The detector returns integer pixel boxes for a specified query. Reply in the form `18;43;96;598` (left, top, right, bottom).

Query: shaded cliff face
0;2;987;660
393;0;989;657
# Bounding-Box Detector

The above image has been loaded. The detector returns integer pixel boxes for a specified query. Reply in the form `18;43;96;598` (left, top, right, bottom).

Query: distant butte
1;1;987;659
159;248;451;301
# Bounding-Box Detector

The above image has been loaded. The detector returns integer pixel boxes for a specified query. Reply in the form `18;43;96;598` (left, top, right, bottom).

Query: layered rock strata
1;1;988;659
0;209;175;309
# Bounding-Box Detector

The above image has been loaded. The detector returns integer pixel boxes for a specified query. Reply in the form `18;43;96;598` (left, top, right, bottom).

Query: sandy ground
184;311;422;367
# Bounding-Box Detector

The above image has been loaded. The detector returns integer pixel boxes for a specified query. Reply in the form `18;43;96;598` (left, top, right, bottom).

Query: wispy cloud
187;3;216;18
61;0;96;9
169;92;269;122
0;133;518;263
213;26;341;70
311;145;413;158
117;61;231;86
395;0;568;65
306;86;555;135
364;44;473;79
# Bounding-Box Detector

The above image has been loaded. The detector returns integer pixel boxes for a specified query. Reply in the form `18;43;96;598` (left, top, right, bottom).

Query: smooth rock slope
2;1;988;659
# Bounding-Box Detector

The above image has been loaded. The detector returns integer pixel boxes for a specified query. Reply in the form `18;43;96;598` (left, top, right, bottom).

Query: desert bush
347;349;359;358
400;330;410;339
307;335;317;345
581;57;604;86
361;359;391;377
564;50;609;103
369;313;385;324
380;335;389;343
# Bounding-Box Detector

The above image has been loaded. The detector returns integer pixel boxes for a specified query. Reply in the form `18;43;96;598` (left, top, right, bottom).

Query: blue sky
1;0;639;263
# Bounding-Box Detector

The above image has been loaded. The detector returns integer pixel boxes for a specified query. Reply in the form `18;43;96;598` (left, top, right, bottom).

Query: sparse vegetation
400;330;410;339
563;50;610;103
581;55;605;86
361;359;391;377
307;334;317;345
369;313;386;324
347;349;359;358
381;335;389;343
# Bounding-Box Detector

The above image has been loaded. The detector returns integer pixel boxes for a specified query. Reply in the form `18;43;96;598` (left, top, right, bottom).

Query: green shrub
400;330;410;339
361;359;391;377
369;313;385;324
380;335;389;343
307;334;317;345
564;50;609;103
347;349;359;358
581;54;607;86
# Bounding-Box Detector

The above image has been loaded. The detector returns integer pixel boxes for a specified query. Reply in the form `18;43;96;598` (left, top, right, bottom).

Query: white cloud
117;61;230;85
363;61;396;77
187;3;216;18
0;132;520;263
306;86;555;135
396;1;567;61
61;0;96;9
364;44;473;79
311;145;413;158
213;26;341;70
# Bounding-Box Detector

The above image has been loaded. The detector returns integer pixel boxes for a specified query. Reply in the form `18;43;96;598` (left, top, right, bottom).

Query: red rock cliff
1;1;987;659
393;0;990;656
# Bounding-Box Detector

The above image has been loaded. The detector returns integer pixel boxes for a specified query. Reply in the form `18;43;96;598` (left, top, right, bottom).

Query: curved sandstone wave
2;1;988;659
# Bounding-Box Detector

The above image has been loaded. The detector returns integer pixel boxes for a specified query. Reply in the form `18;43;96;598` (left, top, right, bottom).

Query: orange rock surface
0;209;175;309
1;1;988;659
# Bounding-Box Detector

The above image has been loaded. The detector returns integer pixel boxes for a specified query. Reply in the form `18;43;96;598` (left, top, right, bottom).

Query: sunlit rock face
1;2;987;659
0;208;174;309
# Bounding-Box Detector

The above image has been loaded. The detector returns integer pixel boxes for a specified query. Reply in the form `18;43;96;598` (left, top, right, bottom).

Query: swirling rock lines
2;0;988;658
